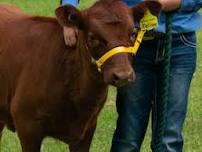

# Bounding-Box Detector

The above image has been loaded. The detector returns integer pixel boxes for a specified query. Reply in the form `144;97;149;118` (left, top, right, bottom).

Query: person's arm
158;0;181;11
159;0;202;11
179;0;202;11
60;0;80;47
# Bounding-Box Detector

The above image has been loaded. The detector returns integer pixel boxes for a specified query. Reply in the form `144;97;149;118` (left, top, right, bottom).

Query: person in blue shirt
61;0;78;6
61;0;202;152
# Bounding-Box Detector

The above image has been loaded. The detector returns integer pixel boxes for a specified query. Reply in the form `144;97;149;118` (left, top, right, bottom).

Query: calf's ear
132;1;162;22
55;5;84;29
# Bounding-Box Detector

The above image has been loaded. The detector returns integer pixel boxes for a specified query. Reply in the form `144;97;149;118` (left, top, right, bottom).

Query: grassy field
0;0;202;152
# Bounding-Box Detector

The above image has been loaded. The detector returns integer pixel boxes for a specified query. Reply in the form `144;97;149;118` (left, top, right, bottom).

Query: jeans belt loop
143;31;164;40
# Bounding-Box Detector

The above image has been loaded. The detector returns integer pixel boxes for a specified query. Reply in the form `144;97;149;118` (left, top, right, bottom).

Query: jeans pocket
179;33;196;48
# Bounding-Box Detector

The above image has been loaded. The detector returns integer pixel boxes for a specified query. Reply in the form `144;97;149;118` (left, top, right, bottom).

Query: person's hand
63;26;78;47
158;0;181;11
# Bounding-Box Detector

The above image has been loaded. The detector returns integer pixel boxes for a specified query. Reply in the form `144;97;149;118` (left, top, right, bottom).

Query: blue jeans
111;32;196;152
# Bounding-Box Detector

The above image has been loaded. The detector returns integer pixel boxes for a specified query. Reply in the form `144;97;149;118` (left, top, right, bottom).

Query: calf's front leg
11;100;44;152
14;118;44;152
69;123;96;152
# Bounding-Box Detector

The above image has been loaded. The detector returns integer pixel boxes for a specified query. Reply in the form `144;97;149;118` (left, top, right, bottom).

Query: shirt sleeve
180;0;202;11
61;0;79;6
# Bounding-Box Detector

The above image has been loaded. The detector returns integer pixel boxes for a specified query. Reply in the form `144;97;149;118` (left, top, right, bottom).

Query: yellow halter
95;9;159;71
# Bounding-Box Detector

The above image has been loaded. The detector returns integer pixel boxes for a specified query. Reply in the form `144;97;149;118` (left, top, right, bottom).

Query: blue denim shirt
62;0;202;33
61;0;78;6
124;0;202;33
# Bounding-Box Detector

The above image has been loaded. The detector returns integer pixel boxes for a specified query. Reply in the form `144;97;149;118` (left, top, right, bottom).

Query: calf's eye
87;32;100;46
87;32;106;48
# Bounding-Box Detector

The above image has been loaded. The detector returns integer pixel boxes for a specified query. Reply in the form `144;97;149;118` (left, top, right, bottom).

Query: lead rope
155;12;173;152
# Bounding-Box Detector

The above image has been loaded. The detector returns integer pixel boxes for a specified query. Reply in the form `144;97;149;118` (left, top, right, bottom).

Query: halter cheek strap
96;30;145;71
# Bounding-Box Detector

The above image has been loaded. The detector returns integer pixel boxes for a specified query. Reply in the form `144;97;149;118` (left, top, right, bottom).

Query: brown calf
0;0;161;151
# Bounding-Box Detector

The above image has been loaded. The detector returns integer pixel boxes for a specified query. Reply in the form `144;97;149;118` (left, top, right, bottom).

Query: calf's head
55;0;161;87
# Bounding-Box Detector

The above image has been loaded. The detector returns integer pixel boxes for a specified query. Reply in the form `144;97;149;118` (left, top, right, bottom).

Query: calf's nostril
128;70;135;82
113;73;121;82
112;70;135;84
113;72;127;82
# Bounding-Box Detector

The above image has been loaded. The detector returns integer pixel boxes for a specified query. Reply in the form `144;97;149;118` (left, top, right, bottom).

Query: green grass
0;0;202;152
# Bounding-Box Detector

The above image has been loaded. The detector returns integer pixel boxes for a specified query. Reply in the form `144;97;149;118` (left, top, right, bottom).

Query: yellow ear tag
94;10;159;71
140;9;158;31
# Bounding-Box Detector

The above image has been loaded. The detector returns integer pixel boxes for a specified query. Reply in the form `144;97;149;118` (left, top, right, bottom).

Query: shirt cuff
180;0;195;11
62;0;78;6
